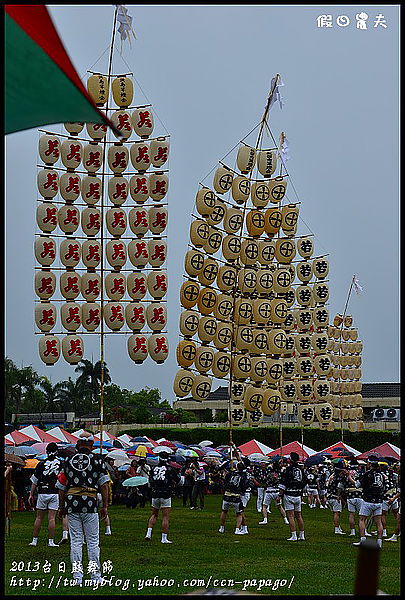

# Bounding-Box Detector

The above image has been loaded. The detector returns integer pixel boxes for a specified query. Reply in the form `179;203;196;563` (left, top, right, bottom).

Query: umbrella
10;446;38;457
305;454;328;467
173;454;186;463
24;458;39;469
199;440;213;447
198;461;208;467
31;442;56;454
123;476;149;487
178;449;199;458
172;442;187;449
131;436;150;443
112;439;125;449
168;461;182;469
107;449;128;458
153;445;174;454
118;464;130;471
248;453;270;462
146;456;159;466
159;441;177;449
4;453;25;466
93;440;113;448
205;450;222;458
92;448;109;455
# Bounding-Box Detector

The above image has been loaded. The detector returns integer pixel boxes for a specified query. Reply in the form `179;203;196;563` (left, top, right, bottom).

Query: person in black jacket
181;459;194;507
218;461;250;535
353;456;385;548
278;452;307;541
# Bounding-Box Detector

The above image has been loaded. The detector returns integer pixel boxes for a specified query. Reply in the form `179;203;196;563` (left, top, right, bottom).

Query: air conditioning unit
385;408;400;421
372;408;385;421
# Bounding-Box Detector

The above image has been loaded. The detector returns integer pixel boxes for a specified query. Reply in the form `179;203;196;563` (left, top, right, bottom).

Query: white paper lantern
212;351;231;378
280;380;297;402
132;107;154;138
106;240;127;269
81;207;101;236
58;205;80;234
173;369;195;397
224;207;244;234
313;257;329;279
149;173;168;201
203;228;223;255
104;302;125;330
125;302;146;331
146;303;167;331
267;329;287;354
82;239;101;268
214;294;234;321
82;175;102;205
82;143;103;173
268;177;287;203
214;322;232;349
128;239;148;268
206;201;226;227
238;268;257;294
81;272;101;301
147;271;168;299
191;374;212;401
60;239;81;268
129;174;149;203
195;345;215;373
273;267;292;292
87;74;109;105
110;110;132;139
313;282;329;304
149;206;168;235
251;181;270;208
296;284;313;307
107;176;128;205
130;142;150;171
36;202;58;233
236;145;256;174
106;207;127;237
81;302;101;331
232;353;252;380
179;310;200;337
231;176;251;204
258;240;276;264
86;122;108;141
229;381;246;405
60;302;81;331
257;149;277;177
275;237;296;264
39;134;60;165
234;298;253;325
39;335;60;365
34;237;56;266
213;166;233;194
240;239;259;265
150;138;170;168
296;261;313;283
37;168;59;198
198;258;219;287
128;334;149;363
112;76;133;108
64;122;84;135
298;403;315;426
61;139;82;169
222;235;241;261
108;144;129;174
253;298;272;324
127;271;147;300
35;270;56;300
105;272;126;301
60;271;81;300
297;237;313;259
148;334;169;363
250;357;268;382
35;302;57;332
217;265;237;292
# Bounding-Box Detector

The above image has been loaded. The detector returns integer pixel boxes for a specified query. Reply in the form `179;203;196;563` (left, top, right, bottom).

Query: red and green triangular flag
5;5;117;135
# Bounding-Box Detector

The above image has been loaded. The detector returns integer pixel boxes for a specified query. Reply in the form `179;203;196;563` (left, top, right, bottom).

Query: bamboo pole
338;275;356;443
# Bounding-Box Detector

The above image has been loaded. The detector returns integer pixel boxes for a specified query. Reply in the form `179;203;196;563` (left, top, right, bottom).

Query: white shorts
36;493;59;511
240;492;250;508
264;491;281;506
347;497;362;513
382;499;399;512
328;498;342;512
319;489;327;496
151;497;171;509
359;501;382;517
307;488;319;496
222;500;243;513
283;495;302;512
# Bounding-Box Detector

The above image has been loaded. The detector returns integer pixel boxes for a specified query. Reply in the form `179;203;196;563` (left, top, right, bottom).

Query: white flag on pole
269;74;284;110
116;5;136;48
353;275;363;295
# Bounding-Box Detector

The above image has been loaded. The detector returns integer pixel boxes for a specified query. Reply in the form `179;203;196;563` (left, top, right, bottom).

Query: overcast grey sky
5;5;400;405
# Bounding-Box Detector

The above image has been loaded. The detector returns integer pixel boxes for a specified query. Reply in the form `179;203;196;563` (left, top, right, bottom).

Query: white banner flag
269;74;284;110
116;5;136;47
353;274;363;295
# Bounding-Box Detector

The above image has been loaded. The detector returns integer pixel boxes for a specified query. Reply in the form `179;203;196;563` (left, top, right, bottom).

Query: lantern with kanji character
110;110;132;139
313;257;329;279
149;173;168;201
280;380;297;402
313;307;329;328
191;374;212;401
82;175;102;205
35;302;57;332
83;143;103;173
58;205;80;234
104;302;125;330
86;122;108;141
197;287;217;316
214;322;232;349
35;236;56;267
36;203;58;233
298;404;315;426
180;309;199;337
195;345;214;373
132;107;154;138
82;239;101;268
37;168;59;198
61;139;82;170
213;166;233;194
232;352;252;380
106;240;127;269
284;312;295;332
237;145;256;174
224;207;243;234
60;302;81;332
262;388;281;415
314;354;332;377
333;313;343;327
39;335;60;365
244;385;263;412
125;303;146;331
203;227;223;255
314;381;331;402
296;284;313;307
81;302;101;331
295;333;311;354
230;404;246;426
197;315;217;343
60;239;81;268
214;294;234;321
281;204;299;236
295;308;312;330
35;270;56;300
60;271;81;300
257;149;277;177
112;76;134;107
147;270;168;299
229;381;245;405
148;334;169;363
313;281;329;304
146;303;167;332
129;174;149;203
107;175;128;206
296;356;313;378
150;138;170;168
282;357;296;379
222;235;241;261
39;134;60;165
64;122;84;135
128;207;148;238
296;261;313;283
198;258;219;287
231;175;251;204
311;332;329;354
81;207;101;236
344;315;353;328
108;144;129;174
105;272;126;301
81;272;100;301
297;236;314;259
128;334;148;363
87;74;109;105
148;240;167;268
173;368;195;397
149;206;168;235
106;207;127;237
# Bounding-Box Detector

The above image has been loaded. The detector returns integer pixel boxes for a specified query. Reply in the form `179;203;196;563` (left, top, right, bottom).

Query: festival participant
317;464;330;509
239;459;253;510
343;467;363;537
278;452;307;541
28;442;62;547
144;452;184;543
56;432;110;585
352;456;385;548
190;458;206;510
326;460;347;534
259;463;289;525
306;466;320;509
219;461;250;535
386;486;401;542
181;460;194;507
380;462;399;538
251;461;267;514
135;457;151;508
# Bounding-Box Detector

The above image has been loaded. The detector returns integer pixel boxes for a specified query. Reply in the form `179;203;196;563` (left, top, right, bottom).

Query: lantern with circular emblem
281;204;299;236
246;210;265;238
81;272;101;301
258;241;275;266
39;134;60;165
127;271;147;301
214;294;234;321
240;239;259;265
149;206;168;235
111;75;133;107
104;302;125;331
266;358;283;383
82;143;104;174
128;239;148;268
298;404;315;426
132;106;154;138
148;239;167;268
60;271;81;301
108;144;129;174
234;298;253;325
60;302;81;332
244;385;263;412
203;227;223;255
61;139;82;170
235;326;253;352
184;249;204;277
82;239;101;269
106;240;127;269
280;380;297;402
196;188;216;216
106;207;127;237
36;202;58;233
237;145;256;174
81;207;101;236
86;122;108;141
39;335;60;365
222;235;241;261
268;177;287;203
37;168;59;198
238;268;257;294
81;302;101;331
198;258;219;287
197;316;217;343
82;175;102;205
35;270;56;300
250;356;268;382
105;272;126;301
264;207;282;237
110;110;132;139
232;353;252;380
262;387;281;415
217;265;236;292
268;328;286;354
190;219;209;248
206;201;226;227
173;368;195;398
128;207;149;237
64;122;84;135
35;237;56;267
128;334;148;363
251;181;270;209
180;280;200;309
231;175;250;204
270;298;288;324
195;345;215;373
297;236;314;259
149;173;168;201
275;237;296;264
60;239;81;268
147;271;168;300
273;268;291;293
176;340;196;368
197;287;217;316
213;166;233;194
87;74;109;105
224;207;243;234
148;334;169;363
214;322;232;349
253;298;272;325
211;351;231;378
35;302;57;332
179;310;199;337
146;303;167;332
150;138;170;168
191;374;212;401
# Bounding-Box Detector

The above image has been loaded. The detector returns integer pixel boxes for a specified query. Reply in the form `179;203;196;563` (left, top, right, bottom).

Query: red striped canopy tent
4;430;37;445
238;439;274;456
45;426;79;444
318;441;361;458
267;441;317;460
17;425;60;443
5;4;117;134
357;442;400;461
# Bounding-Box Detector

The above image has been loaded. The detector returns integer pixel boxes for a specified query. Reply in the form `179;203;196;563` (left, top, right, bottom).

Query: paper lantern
283;333;294;356
60;239;81;268
206;201;226;227
264;207;282;237
313;282;329;304
231;175;251;204
80;272;100;301
295;308;312;330
127;272;147;300
298;404;315;426
82;240;101;268
195;345;215;373
257;148;277;177
35;302;57;332
270;298;288;323
311;332;329;353
108;144;129;174
132;107;154;138
130;141;150;172
232;353;252;380
296;261;313;284
251;182;271;211
106;207;127;237
149;206;168;235
197;287;217;315
191;374;212;401
81;302;101;331
61;139;82;170
86;122;108;141
35;236;56;266
281;204;299;236
104;302;125;330
342;329;350;341
224;207;243;234
37;168;59;198
234;298;253;325
128;334;148;363
230;403;245;425
214;294;234;321
82;143;103;174
81;207;101;236
148;333;169;365
36;202;58;233
297;237;314;259
222;235;242;262
314;381;331;402
266;358;283;383
129;174;149;204
229;381;246;404
148;240;167;268
283;357;296;379
246;210;265;238
284;312;295;332
128;207;148;237
211;351;231;378
111;75;133;107
261;387;281;415
81;175;102;205
296;285;313;307
173;368;195;397
196;188;216;216
58;205;80;234
39;335;60;365
240;239;259;265
333;314;343;327
203;227;223;255
39;134;60;165
246;408;263;427
105;272;126;301
275;238;296;264
313;307;329;329
146;303;167;332
180;280;200;309
297;380;314;401
59;271;81;301
313;257;329;279
110;110;132;139
179;310;199;337
128;240;148;268
217;265;237;292
268;177;287;203
244;385;263;412
213;166;233;194
253;298;272;325
87;74;109;105
272;268;291;293
268;329;286;354
237;145;256;174
250;357;268;382
235;326;253;351
296;356;313;378
147;271;168;299
280;380;297;402
295;333;312;354
184;249;204;277
35;270;56;300
214;322;232;349
314;354;332;376
176;340;196;368
238;268;257;294
60;302;81;331
348;328;358;341
64;122;84;135
198;258;219;287
197;316;217;343
106;240;127;269
149;173;168;201
344;315;353;328
190;219;209;247
150;138;170;168
257;242;275;267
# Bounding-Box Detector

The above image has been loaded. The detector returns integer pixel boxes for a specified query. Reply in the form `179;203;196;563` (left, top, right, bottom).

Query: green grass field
4;496;400;596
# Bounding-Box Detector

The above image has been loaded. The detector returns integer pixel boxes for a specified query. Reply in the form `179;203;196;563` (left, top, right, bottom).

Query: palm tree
38;376;65;412
74;359;111;408
57;377;93;416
